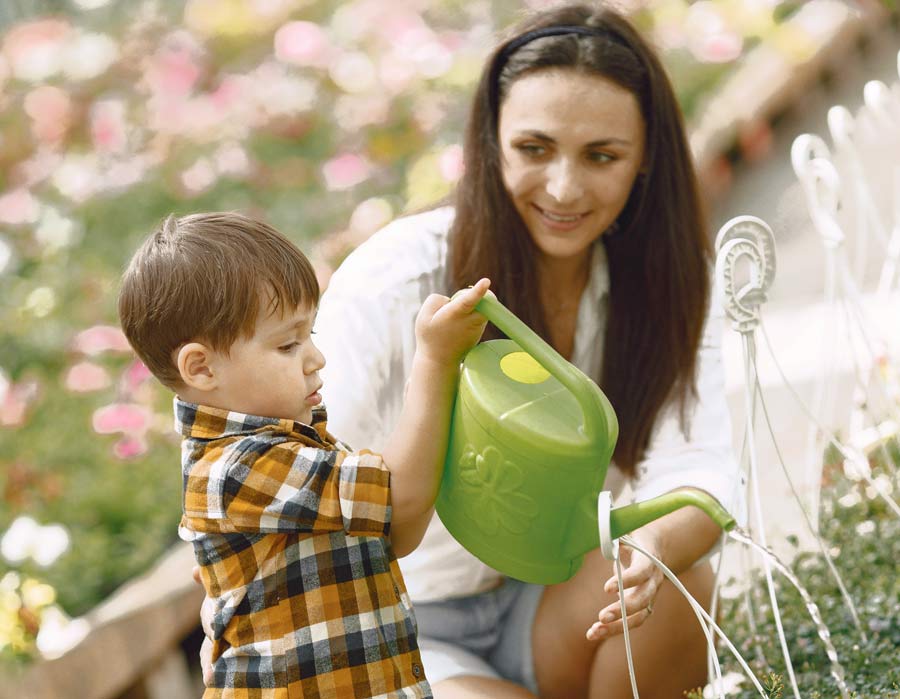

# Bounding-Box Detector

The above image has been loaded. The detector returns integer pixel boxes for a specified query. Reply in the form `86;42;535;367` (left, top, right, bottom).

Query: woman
317;4;742;697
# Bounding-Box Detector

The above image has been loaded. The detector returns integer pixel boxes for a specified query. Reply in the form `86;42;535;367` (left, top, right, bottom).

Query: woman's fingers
603;558;653;595
595;583;658;626
586;602;655;640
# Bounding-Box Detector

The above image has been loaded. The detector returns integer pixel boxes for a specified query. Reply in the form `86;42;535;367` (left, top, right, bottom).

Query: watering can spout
608;489;736;542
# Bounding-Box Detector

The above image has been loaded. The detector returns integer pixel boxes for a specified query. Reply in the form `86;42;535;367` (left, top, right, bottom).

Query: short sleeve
630;296;748;527
183;441;392;537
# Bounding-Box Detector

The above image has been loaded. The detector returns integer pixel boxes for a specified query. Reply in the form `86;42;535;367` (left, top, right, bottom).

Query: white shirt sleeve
314;207;454;453
629;294;748;527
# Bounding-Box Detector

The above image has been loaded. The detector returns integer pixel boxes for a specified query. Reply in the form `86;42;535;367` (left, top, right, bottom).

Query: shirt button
393;584;401;597
412;663;422;678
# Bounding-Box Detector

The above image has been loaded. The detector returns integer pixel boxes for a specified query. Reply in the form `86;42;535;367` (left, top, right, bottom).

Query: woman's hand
585;529;665;641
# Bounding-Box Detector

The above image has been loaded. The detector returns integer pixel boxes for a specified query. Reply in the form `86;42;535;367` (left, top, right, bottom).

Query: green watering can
436;292;736;585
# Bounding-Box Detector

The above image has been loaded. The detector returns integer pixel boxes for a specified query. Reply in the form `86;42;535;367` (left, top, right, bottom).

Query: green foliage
718;448;900;697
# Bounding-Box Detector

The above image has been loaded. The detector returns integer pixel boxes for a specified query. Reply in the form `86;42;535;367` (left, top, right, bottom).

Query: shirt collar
587;240;610;302
173;398;331;446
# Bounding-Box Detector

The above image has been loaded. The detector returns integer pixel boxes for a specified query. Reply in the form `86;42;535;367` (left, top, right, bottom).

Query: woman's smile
499;68;645;263
532;204;592;231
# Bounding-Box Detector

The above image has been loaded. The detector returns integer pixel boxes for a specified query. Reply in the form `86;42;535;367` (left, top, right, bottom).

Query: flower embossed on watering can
436;292;737;585
453;444;539;536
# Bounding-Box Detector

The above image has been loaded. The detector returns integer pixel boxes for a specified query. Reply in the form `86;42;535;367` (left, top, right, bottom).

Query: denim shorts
412;579;543;693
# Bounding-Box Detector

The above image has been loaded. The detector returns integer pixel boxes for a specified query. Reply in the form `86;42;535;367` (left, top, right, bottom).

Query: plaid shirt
175;399;431;699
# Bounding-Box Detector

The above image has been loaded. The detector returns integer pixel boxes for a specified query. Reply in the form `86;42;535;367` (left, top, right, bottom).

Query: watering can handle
470;291;615;445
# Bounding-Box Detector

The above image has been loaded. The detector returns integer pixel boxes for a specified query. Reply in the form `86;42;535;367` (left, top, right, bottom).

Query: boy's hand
415;278;491;366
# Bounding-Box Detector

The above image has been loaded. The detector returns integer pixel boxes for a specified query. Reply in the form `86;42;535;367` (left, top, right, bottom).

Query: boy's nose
305;340;326;373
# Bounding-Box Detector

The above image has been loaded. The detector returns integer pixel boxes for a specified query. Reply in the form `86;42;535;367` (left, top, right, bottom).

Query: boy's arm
380;353;460;557
381;281;489;557
182;441;391;538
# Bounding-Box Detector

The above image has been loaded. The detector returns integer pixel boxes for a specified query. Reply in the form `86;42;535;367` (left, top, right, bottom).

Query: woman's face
498;68;646;264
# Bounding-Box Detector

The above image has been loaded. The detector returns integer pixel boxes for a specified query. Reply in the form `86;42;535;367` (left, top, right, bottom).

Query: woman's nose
545;159;584;203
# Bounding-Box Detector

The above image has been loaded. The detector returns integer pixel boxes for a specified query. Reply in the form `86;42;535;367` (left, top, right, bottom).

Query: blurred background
0;1;897;697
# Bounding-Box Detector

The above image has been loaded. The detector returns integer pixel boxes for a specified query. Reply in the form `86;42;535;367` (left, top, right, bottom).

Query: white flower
703;671;746;697
52;154;100;203
855;520;876;536
24;286;57;318
35;606;90;659
35;206;79;253
62;32;118;81
329;51;378;94
837;491;862;508
1;516;71;567
0;236;13;275
349;197;393;235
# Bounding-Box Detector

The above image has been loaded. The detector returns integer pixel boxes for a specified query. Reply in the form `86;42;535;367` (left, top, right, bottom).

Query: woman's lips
533;204;589;231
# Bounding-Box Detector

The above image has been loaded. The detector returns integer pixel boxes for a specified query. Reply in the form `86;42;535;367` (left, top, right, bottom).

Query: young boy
118;212;490;698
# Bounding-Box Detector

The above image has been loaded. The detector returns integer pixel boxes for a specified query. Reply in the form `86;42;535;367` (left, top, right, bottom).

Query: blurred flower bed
705;440;900;698
0;0;850;665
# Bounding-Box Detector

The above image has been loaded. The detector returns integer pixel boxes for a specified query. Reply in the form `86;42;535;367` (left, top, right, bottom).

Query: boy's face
211;300;325;425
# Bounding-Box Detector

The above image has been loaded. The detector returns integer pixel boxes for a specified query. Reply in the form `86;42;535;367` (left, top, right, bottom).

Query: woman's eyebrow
515;129;632;147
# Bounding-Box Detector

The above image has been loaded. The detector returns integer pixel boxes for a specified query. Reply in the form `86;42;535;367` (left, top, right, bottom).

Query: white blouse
315;206;745;602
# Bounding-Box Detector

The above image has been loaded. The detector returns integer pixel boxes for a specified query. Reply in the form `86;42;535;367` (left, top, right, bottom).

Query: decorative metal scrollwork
791;135;844;248
715;215;777;333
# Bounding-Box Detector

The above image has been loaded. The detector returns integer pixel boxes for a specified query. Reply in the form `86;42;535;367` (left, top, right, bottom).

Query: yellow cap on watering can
436;292;736;585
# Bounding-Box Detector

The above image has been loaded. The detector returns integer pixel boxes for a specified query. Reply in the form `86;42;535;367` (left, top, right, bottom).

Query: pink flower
64;362;111;393
1;18;71;82
439;144;464;182
113;435;148;459
121;359;153;395
322;153;371;191
144;40;202;98
1;379;40;428
273;21;330;67
92;403;152;435
690;32;743;64
71;325;131;355
23;86;73;146
90;99;128;153
181;158;217;194
210;75;244;110
0;188;40;225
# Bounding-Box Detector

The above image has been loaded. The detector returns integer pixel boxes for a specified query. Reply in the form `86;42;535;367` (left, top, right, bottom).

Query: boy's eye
278;342;300;352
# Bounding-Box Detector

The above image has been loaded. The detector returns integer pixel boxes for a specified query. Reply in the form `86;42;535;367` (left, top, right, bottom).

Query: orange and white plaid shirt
175;399;431;699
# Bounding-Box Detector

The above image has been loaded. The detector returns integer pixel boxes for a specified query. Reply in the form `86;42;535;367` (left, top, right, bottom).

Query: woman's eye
588;151;615;163
516;143;546;157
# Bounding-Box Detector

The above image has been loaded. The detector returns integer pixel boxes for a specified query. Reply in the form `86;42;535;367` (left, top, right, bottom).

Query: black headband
488;25;621;118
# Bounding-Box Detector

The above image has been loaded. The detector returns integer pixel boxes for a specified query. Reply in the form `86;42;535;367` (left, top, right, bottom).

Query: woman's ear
176;342;218;392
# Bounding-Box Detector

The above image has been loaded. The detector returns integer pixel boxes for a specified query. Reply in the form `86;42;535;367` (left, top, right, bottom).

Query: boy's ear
176;342;218;392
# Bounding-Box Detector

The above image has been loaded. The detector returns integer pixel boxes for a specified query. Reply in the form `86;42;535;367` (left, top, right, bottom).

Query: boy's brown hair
118;212;319;388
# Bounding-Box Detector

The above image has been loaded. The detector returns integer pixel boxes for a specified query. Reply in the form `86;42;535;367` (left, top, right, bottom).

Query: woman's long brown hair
448;3;712;477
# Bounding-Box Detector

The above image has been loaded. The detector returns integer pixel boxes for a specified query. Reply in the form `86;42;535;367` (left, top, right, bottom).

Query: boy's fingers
420;293;450;318
450;278;491;313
